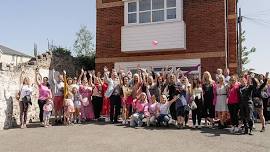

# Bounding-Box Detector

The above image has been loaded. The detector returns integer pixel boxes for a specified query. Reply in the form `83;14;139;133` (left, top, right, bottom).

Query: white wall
0;54;31;66
114;59;201;74
122;0;185;52
121;21;186;52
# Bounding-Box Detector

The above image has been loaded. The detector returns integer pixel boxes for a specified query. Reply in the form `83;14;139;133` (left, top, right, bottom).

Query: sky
0;0;269;74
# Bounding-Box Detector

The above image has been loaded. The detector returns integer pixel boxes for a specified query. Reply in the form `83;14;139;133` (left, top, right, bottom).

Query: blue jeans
157;114;170;123
130;112;144;127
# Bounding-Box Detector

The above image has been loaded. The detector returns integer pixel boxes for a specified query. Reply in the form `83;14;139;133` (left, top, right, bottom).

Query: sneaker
198;125;202;129
192;125;196;129
122;120;126;125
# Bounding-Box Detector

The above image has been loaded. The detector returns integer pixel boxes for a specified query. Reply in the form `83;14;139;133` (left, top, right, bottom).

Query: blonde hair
218;75;225;85
202;71;213;84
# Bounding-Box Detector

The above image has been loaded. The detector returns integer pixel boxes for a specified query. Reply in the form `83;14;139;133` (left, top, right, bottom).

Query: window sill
124;19;183;28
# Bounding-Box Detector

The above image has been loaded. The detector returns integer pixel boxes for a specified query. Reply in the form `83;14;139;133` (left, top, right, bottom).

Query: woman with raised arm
227;75;240;133
251;72;269;132
79;70;94;121
17;72;33;128
121;76;133;125
156;95;175;127
91;70;104;120
202;71;216;127
104;67;122;124
36;68;52;126
52;69;64;124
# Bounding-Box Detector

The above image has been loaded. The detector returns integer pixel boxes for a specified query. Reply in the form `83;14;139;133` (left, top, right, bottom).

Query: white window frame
124;0;181;26
127;1;137;24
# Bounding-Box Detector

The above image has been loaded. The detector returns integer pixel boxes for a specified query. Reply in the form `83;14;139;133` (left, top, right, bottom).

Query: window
127;0;177;24
139;0;151;23
128;2;137;23
166;0;176;20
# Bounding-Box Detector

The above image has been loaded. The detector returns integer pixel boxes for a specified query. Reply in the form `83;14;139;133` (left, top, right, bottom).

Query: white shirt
159;102;170;115
20;85;33;100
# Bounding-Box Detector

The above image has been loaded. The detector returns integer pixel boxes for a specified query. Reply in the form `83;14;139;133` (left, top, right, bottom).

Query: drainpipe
224;0;229;69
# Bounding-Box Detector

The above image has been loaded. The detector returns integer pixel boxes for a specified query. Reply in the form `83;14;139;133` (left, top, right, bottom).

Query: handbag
253;97;263;109
190;100;197;110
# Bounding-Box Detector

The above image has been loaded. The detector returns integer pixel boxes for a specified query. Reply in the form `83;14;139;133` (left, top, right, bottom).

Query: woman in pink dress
79;74;94;121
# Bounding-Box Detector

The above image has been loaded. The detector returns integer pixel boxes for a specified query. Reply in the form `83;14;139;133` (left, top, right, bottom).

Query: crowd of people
17;65;270;135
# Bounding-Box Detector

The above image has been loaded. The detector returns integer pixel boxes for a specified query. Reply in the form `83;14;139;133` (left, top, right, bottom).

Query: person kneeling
130;93;149;127
156;95;174;127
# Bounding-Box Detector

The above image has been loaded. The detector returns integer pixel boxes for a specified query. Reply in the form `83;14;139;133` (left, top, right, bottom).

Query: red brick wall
96;0;238;74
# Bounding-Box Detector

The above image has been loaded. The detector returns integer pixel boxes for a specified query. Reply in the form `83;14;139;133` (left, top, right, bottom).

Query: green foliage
241;31;256;72
52;47;71;56
73;25;95;57
75;53;95;70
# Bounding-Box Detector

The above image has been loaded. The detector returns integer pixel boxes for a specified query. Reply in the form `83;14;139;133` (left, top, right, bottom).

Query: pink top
227;83;240;104
133;100;148;115
43;103;53;112
79;85;92;99
39;84;51;100
148;102;159;116
212;82;217;105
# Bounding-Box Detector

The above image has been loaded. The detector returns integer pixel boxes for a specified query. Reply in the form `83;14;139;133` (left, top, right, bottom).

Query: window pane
167;0;176;8
139;11;151;23
152;10;164;22
139;0;151;11
152;0;164;10
128;2;137;12
167;8;176;19
128;13;137;23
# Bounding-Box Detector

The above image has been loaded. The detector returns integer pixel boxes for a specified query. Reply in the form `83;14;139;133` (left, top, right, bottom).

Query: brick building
96;0;238;77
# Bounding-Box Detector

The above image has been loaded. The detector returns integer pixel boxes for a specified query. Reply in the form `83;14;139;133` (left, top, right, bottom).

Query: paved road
0;122;270;152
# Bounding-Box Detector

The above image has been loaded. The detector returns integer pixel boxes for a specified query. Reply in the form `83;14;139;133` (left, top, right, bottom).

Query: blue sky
0;0;269;74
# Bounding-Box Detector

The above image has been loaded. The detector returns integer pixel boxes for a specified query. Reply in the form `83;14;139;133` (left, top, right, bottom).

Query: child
64;92;75;125
130;93;149;127
72;87;82;124
43;98;53;128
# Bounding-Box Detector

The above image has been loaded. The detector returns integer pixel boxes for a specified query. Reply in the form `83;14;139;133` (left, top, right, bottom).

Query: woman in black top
251;72;268;132
202;71;215;127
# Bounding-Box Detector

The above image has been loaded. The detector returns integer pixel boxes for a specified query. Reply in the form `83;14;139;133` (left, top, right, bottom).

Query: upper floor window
127;0;177;24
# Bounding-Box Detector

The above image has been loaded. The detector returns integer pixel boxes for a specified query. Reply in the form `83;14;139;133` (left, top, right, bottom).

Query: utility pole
34;43;38;57
238;8;243;75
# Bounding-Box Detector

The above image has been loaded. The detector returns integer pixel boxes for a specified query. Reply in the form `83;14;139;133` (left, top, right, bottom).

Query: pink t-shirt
148;102;159;115
39;84;51;101
133;100;148;114
227;83;240;104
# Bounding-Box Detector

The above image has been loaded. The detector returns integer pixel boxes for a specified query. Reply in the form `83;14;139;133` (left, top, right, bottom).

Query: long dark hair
192;78;201;89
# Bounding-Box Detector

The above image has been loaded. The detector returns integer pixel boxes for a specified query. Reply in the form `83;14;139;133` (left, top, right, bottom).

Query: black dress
202;83;215;118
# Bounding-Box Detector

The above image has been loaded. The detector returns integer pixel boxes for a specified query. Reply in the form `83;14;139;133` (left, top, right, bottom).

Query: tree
240;30;256;72
73;25;95;57
52;47;71;56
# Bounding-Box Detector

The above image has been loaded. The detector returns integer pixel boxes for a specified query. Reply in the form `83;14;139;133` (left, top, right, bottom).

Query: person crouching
130;93;149;127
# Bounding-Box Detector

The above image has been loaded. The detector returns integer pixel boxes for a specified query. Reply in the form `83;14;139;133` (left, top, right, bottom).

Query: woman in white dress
215;75;229;129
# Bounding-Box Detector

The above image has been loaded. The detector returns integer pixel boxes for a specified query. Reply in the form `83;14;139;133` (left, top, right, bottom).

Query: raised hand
104;66;108;72
63;70;66;75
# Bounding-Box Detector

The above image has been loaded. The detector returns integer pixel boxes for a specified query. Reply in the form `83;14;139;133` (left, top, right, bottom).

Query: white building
0;45;32;66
